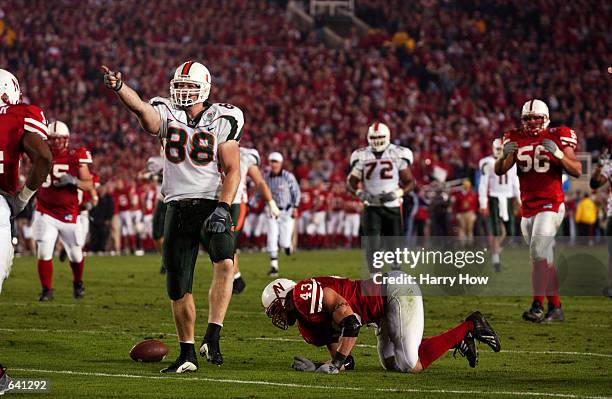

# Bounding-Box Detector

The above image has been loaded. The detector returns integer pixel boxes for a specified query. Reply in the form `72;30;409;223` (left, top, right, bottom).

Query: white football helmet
170;61;212;108
0;69;21;105
521;99;550;135
492;138;503;159
48;120;70;151
367;122;391;152
261;278;296;330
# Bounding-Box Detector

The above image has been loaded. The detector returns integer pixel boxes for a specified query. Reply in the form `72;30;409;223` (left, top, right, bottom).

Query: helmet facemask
521;114;549;136
265;297;291;330
521;99;550;136
170;80;209;108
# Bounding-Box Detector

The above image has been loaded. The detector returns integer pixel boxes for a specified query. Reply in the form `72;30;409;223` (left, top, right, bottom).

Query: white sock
180;340;195;344
271;259;278;269
234;272;241;280
492;253;500;264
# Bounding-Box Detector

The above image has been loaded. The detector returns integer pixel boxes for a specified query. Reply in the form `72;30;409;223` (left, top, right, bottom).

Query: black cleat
603;286;612;298
200;340;223;366
160;353;198;373
284;247;292;256
267;267;278;277
522;300;545;323
73;281;85;299
542;304;564;323
453;332;478;368
39;287;54;302
0;364;11;395
160;261;167;275
59;249;67;263
493;262;501;273
466;311;501;352
232;276;246;295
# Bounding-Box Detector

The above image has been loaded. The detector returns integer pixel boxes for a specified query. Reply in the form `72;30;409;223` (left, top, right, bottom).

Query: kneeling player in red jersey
262;273;500;373
33;120;94;301
495;99;582;322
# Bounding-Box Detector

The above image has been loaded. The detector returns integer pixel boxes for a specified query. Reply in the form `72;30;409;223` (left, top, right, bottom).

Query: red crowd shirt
453;190;478;213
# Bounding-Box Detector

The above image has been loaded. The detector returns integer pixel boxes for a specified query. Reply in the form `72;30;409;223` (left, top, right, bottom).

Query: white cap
268;152;283;163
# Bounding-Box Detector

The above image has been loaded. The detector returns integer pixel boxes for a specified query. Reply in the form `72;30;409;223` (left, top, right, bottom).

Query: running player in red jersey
262;274;501;373
0;69;52;295
33;120;94;301
495;99;582;322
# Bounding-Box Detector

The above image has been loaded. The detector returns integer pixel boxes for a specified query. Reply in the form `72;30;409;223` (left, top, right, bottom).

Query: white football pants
0;196;14;294
267;210;294;255
33;211;83;263
520;203;565;263
376;271;424;372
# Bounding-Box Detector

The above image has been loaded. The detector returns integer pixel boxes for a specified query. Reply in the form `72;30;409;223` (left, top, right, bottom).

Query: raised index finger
100;65;110;74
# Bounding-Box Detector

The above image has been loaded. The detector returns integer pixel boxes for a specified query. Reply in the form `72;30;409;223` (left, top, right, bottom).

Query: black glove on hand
205;202;231;233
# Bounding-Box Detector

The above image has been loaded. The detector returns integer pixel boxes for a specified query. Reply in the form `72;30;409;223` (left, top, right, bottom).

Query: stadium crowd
2;0;610;254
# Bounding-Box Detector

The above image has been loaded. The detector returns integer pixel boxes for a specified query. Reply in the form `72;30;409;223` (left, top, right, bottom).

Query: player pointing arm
101;66;160;135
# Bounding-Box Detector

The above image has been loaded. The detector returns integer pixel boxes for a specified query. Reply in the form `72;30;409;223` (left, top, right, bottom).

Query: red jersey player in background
33;120;94;301
495;99;582;323
0;68;52;295
262;273;500;373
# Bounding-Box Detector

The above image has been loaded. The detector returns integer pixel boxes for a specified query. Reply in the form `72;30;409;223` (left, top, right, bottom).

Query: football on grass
129;340;169;362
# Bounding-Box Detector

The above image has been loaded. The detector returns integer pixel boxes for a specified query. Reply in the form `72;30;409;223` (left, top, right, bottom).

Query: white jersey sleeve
350;149;365;175
214;104;245;143
233;148;261;204
149;97;172;138
393;145;413;170
478;156;493;210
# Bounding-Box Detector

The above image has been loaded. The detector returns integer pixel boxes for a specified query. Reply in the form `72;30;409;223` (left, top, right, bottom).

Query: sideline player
495;99;582;322
103;61;241;372
231;146;280;293
33;120;94;300
140;152;166;272
262;274;500;373
263;152;300;277
589;149;611;297
348;122;413;272
0;69;52;295
478;138;520;272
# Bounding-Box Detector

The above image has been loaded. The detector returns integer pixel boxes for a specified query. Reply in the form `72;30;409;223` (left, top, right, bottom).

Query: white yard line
8;367;611;399
3;328;610;359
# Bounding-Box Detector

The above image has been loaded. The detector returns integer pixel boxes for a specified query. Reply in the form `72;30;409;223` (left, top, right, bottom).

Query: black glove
205;202;231;233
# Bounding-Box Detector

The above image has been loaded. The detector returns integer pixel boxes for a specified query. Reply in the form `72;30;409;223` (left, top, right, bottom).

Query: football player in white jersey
103;61;242;373
590;148;612;297
230;147;279;294
347;122;414;272
140;152;166;273
478;138;520;272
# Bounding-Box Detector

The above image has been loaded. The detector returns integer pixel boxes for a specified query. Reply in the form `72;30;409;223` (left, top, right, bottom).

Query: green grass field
1;250;611;399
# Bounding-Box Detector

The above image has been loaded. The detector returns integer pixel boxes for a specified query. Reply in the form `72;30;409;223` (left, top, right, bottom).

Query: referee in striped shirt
264;152;300;276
